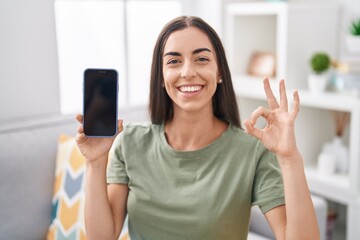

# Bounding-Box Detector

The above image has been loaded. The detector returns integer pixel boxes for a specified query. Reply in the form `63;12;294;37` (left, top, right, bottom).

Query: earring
218;79;223;84
162;82;165;88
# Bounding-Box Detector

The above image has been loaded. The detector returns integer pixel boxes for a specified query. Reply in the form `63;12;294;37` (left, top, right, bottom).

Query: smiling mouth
178;85;204;93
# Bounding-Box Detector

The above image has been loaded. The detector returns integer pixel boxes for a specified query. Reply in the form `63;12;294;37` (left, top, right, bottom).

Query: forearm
85;160;116;240
278;151;320;240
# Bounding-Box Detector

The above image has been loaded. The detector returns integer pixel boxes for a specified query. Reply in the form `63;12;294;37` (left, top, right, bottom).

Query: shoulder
123;122;158;134
229;126;270;158
111;122;163;160
229;126;260;146
117;122;161;145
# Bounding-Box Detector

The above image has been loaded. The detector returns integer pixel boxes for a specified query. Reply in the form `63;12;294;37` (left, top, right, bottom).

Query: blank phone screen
83;69;118;137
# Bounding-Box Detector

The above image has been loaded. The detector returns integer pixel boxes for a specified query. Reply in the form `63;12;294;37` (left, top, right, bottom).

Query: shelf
297;90;360;112
305;166;355;204
233;75;360;112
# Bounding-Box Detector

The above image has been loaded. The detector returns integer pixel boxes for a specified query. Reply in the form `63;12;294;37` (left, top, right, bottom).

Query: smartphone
83;68;118;137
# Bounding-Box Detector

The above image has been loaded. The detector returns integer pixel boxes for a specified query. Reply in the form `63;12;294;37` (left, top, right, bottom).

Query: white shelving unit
225;2;360;240
225;2;288;84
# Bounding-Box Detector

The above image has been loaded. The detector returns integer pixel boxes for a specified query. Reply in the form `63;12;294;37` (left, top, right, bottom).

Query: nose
180;61;197;79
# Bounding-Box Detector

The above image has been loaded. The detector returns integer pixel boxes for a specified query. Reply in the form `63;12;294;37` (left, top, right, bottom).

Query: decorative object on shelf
317;151;336;175
326;203;339;240
247;51;276;78
330;60;360;95
308;52;331;93
334;111;350;137
346;18;360;53
333;111;350;174
318;111;350;175
331;136;349;174
330;60;348;92
319;138;349;175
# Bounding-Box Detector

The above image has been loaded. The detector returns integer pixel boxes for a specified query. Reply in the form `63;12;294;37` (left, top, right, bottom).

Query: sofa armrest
249;205;274;239
249;195;328;240
248;231;271;240
0;114;77;239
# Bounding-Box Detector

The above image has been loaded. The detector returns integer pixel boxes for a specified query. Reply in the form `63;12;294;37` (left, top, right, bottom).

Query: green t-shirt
107;123;284;240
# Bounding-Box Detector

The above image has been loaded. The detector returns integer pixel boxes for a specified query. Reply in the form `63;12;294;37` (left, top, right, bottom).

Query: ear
217;75;222;84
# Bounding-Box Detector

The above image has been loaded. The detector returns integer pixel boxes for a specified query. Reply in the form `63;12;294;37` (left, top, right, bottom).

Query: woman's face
162;26;220;115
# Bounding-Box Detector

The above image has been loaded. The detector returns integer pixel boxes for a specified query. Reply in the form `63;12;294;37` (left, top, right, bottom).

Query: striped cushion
47;134;129;240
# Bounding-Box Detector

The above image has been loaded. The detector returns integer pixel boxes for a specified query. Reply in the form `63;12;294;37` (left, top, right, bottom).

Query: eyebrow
163;48;212;57
193;48;212;54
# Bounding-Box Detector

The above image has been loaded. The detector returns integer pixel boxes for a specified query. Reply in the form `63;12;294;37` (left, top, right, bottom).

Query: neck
164;108;228;151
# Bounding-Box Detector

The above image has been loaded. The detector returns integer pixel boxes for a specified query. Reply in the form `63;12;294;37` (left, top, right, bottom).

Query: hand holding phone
83;69;118;137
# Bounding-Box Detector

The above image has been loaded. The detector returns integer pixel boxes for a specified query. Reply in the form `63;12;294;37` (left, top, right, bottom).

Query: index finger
76;114;83;124
263;77;279;110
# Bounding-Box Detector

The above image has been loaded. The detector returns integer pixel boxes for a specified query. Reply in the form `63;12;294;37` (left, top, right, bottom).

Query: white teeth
179;85;202;93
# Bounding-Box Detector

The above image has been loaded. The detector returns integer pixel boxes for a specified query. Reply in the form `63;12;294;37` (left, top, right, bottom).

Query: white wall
182;0;223;36
0;0;60;122
0;0;358;122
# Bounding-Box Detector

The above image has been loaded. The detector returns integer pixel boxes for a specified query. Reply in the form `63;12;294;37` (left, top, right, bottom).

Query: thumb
244;119;262;140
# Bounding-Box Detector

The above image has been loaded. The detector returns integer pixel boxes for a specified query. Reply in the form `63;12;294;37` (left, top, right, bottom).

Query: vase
317;151;336;175
308;73;328;93
321;137;349;174
332;137;349;174
346;35;360;53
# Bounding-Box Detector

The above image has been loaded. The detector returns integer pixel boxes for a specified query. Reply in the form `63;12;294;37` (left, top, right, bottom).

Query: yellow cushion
46;134;130;240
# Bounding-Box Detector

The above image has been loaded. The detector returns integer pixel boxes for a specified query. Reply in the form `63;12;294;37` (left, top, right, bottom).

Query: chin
175;102;212;114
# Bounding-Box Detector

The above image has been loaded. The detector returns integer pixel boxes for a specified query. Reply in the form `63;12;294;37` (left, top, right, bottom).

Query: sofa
0;108;327;240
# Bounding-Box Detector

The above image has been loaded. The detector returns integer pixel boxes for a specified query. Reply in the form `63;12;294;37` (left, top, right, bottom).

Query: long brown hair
149;16;242;128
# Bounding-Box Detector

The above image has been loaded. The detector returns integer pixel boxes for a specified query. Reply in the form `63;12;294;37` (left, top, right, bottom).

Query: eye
196;57;210;63
166;59;181;65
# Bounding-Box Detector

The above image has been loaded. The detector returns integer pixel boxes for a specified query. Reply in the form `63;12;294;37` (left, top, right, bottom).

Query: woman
76;16;319;240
